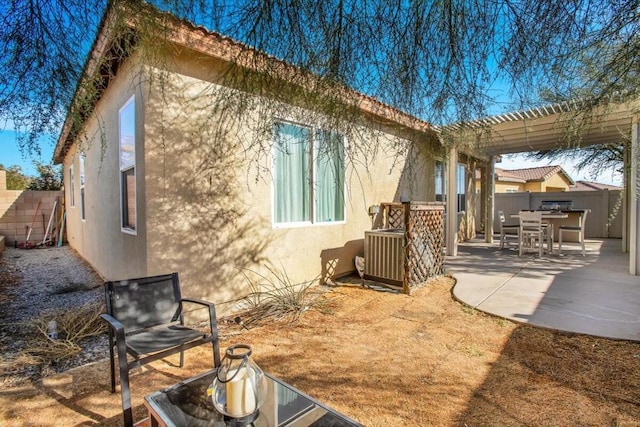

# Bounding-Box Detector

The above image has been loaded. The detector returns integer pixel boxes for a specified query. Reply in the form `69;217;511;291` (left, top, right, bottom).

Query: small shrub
235;265;327;327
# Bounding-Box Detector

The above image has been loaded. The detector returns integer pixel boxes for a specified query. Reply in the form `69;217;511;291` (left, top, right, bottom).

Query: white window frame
271;120;346;228
119;95;137;234
435;160;446;203
68;165;75;208
79;153;86;221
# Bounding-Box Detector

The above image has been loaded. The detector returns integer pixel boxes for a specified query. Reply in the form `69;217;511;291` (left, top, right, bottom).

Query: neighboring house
476;165;575;193
570;180;623;191
53;4;483;305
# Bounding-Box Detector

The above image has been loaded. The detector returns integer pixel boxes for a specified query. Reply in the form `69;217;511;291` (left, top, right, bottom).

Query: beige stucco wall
60;44;440;307
475;179;525;193
495;181;525;193
139;47;436;307
523;174;570;192
539;172;571;192
61;54;148;280
476;173;571;193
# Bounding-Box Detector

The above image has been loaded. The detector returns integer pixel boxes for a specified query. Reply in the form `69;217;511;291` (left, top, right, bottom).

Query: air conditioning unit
364;229;404;287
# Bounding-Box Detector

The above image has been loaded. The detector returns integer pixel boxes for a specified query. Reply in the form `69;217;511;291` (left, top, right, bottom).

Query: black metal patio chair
101;272;221;427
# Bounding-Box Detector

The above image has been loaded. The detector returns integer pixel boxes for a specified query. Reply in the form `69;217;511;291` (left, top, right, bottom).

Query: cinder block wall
0;171;64;246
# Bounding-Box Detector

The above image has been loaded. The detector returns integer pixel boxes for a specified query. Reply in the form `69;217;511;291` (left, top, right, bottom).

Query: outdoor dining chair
558;209;590;256
518;211;545;257
498;210;520;248
101;272;221;427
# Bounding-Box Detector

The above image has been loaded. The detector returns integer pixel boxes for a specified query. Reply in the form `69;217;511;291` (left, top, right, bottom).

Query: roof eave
54;3;438;164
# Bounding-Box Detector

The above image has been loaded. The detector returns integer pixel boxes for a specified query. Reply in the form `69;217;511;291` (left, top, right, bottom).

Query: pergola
442;99;639;276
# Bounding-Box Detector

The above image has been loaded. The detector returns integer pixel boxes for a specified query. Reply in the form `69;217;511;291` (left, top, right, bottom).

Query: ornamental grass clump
235;265;327;327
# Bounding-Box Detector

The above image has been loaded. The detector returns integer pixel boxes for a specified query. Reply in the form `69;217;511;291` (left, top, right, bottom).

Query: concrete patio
447;238;640;342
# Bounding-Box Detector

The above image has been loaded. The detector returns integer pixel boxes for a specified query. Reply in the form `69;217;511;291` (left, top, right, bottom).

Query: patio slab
447;239;640;342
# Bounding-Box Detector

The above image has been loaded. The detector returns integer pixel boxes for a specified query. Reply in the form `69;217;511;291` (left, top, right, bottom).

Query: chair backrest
104;273;182;333
519;211;542;231
579;209;590;231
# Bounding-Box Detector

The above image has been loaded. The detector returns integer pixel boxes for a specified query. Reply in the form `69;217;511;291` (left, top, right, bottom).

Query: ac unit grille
364;230;404;286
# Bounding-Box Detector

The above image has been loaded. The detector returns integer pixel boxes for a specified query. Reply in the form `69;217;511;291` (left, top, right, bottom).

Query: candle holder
211;344;267;423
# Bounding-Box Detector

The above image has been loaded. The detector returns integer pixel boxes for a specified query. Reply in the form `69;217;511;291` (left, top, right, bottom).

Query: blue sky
0;130;56;176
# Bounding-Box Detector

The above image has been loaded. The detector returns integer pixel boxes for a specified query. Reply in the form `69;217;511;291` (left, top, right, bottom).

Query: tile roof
494;168;526;183
477;165;575;185
570;180;623;191
502;165;568;182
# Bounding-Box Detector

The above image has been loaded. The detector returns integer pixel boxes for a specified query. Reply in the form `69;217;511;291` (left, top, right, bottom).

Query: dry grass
19;301;106;365
0;275;638;426
230;275;640;426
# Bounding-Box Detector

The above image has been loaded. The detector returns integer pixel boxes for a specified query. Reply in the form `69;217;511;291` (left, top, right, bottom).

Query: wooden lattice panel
404;207;445;292
386;205;405;229
377;202;445;294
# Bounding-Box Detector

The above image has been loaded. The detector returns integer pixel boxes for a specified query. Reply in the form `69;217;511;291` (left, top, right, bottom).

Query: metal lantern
211;344;267;421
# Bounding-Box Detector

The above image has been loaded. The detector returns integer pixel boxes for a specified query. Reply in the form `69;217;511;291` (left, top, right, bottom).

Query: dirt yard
1;273;639;426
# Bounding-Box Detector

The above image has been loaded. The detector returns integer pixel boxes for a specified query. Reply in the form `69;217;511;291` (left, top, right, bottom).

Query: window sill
121;227;137;236
273;220;346;230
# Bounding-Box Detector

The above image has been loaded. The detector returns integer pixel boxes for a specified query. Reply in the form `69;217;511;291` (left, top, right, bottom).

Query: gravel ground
0;245;107;385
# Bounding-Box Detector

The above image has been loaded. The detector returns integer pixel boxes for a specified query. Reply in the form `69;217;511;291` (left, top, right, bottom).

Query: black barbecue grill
539;200;573;211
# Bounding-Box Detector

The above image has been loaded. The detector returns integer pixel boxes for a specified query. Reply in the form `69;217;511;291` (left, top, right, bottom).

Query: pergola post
484;157;496;243
630;117;639;275
446;146;458;256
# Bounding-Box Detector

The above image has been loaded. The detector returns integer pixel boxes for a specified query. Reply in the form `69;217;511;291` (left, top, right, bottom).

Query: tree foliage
0;162;62;190
0;164;31;190
28;162;63;191
1;0;639;157
524;144;624;181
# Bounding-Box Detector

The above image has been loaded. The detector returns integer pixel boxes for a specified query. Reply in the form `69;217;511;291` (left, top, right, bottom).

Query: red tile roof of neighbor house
570;180;623;191
494;168;526;183
476;165;575;185
501;165;574;184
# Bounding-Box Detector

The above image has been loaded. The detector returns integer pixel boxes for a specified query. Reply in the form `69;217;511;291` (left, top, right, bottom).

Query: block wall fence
0;171;64;247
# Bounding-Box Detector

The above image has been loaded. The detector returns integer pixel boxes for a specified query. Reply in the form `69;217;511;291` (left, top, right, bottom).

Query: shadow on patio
448;238;640;341
448;238;640;424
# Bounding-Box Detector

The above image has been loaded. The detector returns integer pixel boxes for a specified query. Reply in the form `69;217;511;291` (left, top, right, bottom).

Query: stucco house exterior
53;4;483;306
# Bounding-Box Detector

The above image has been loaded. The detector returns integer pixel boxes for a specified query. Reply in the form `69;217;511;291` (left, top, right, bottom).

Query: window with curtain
119;96;136;232
314;130;345;222
273;122;345;226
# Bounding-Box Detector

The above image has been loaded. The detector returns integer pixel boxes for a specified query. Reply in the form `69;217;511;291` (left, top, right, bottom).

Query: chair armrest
181;298;221;367
100;313;125;334
181;298;217;324
181;297;215;308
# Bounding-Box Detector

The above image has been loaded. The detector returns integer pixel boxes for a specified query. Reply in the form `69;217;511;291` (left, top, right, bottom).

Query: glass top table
144;369;363;427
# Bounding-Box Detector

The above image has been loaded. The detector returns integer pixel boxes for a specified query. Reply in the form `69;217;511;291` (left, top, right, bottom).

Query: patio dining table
510;211;570;253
